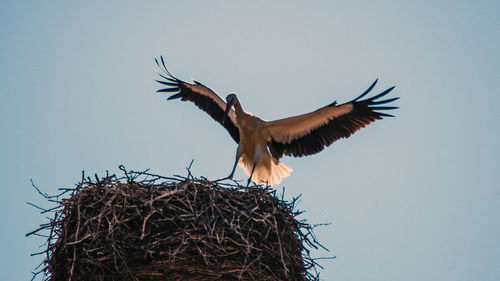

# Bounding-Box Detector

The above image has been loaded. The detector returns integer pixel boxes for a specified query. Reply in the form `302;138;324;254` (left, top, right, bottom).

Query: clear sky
1;1;499;280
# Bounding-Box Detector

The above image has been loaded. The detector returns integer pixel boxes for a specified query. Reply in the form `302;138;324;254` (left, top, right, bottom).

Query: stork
154;57;398;186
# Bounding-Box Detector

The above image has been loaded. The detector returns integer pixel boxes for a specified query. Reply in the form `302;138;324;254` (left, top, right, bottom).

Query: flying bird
154;57;398;186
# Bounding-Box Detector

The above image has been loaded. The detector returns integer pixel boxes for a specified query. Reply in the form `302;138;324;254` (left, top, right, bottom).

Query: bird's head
223;93;237;124
226;93;237;104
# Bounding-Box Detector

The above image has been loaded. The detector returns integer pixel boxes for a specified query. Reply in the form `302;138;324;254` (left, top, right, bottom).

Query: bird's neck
233;99;245;118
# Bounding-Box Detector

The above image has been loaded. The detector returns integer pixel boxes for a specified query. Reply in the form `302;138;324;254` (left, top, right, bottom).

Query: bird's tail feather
238;156;292;186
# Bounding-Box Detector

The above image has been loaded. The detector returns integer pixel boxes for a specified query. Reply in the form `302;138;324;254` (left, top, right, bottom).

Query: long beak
222;101;233;124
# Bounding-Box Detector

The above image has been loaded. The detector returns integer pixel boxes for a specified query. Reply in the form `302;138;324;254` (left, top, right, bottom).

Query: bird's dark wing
266;79;398;158
155;56;239;143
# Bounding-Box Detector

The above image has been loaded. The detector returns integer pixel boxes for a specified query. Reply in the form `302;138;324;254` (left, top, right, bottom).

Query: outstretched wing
266;79;398;158
155;56;240;143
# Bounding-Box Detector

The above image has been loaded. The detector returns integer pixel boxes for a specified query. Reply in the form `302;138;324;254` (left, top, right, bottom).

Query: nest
28;167;328;281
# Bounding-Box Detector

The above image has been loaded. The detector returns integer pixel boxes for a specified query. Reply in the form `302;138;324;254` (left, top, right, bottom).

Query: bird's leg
215;158;238;182
246;162;257;187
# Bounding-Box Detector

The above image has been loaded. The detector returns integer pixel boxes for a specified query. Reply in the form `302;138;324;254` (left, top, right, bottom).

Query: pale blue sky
1;1;499;280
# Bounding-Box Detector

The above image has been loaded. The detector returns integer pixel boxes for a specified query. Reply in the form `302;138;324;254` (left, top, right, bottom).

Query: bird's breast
236;115;268;159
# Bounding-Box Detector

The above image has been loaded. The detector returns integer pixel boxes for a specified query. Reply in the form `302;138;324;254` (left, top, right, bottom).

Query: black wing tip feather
353;79;378;101
351;81;399;118
166;93;183;100
154;56;182;98
376;112;395;117
369;86;396;101
371;96;399;105
154;56;176;80
371;106;399;110
354;81;398;103
157;56;175;78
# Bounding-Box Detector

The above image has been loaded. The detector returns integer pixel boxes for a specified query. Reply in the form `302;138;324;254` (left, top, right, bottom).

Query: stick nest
28;167;327;281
